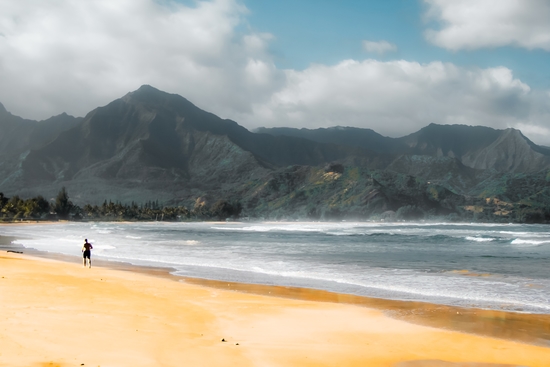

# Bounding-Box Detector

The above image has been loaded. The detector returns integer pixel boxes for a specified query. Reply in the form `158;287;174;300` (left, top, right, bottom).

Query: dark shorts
83;250;91;259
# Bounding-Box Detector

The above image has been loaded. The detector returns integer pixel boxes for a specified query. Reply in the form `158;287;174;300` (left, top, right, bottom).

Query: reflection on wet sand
183;277;550;347
395;361;524;367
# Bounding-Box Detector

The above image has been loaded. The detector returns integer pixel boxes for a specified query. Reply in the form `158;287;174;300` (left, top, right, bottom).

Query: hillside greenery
2;165;548;224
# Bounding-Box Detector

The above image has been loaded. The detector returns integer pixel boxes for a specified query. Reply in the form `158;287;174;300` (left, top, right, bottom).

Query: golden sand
1;251;550;367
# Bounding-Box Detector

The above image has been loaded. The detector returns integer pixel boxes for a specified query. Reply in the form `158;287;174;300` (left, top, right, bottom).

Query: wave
183;240;200;245
213;225;321;233
511;238;550;246
465;236;495;242
93;244;116;250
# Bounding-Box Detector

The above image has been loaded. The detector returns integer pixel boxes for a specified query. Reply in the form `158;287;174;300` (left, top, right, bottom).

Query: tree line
0;188;242;222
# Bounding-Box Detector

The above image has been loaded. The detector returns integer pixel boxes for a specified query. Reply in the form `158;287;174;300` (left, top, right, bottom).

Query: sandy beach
1;241;550;367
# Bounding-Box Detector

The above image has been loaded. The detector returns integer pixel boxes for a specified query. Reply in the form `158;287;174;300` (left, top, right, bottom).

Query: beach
2;241;550;367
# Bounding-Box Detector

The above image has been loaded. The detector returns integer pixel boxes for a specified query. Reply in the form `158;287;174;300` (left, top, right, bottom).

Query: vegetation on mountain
1;164;550;224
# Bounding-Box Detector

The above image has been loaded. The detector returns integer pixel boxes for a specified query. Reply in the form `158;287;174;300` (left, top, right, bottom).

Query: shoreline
2;235;550;348
2;219;550;227
2;249;550;366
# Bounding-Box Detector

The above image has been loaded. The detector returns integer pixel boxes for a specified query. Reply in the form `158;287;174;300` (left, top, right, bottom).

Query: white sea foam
93;244;116;250
183;240;200;245
511;238;550;246
214;225;324;233
465;236;495;242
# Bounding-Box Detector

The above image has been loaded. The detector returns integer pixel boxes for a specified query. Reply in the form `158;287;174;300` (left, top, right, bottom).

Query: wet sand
183;277;550;347
1;239;550;366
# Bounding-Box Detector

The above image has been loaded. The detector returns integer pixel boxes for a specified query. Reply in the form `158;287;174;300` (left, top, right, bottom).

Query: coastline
2;234;550;349
2;250;550;366
0;236;550;367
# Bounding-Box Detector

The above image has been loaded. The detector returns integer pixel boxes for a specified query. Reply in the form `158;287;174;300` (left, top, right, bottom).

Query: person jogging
82;239;93;268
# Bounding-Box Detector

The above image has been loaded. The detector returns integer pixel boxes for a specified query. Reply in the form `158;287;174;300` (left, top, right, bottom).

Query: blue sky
245;0;426;68
1;0;550;144
244;0;550;88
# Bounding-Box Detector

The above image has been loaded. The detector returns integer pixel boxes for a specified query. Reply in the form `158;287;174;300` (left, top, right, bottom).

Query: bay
3;221;550;314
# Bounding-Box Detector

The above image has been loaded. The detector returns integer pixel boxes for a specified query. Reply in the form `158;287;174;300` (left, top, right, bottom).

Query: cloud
0;0;282;119
362;40;397;55
241;60;550;145
0;0;550;146
424;0;550;51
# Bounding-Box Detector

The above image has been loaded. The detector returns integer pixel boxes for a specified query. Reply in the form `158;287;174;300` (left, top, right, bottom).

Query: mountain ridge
258;123;550;173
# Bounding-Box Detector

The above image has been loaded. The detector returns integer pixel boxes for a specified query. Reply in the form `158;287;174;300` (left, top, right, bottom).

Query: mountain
398;123;550;172
1;85;549;222
258;123;550;173
0;102;82;159
385;155;482;194
0;103;82;189
2;86;380;204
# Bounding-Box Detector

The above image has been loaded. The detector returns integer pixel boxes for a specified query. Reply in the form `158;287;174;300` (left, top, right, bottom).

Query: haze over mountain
1;85;549;221
258;124;550;173
0;102;82;158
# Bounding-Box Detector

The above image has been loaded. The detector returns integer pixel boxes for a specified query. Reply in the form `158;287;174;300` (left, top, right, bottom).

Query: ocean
3;221;550;314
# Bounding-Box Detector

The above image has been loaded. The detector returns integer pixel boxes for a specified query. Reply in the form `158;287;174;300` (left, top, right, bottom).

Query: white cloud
0;0;282;119
240;60;550;145
424;0;550;51
362;40;397;54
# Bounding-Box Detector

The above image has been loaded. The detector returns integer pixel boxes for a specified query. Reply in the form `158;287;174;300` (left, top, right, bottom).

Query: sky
1;0;550;145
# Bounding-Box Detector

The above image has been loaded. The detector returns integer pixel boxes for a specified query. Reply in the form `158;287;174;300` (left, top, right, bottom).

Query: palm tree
54;187;73;220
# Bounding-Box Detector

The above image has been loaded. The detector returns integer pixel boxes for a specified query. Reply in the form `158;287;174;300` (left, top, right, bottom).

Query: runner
82;239;93;268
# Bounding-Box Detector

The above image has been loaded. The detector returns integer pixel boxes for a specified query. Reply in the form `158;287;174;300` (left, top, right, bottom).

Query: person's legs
83;255;86;267
83;251;91;267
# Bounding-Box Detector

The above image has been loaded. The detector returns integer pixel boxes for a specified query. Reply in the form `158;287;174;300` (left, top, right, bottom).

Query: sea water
2;221;550;314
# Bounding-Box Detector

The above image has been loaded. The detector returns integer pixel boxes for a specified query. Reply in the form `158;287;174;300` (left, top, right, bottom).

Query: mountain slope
461;128;550;172
255;126;405;154
0;103;82;189
398;123;550;172
0;102;82;159
385;155;482;194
